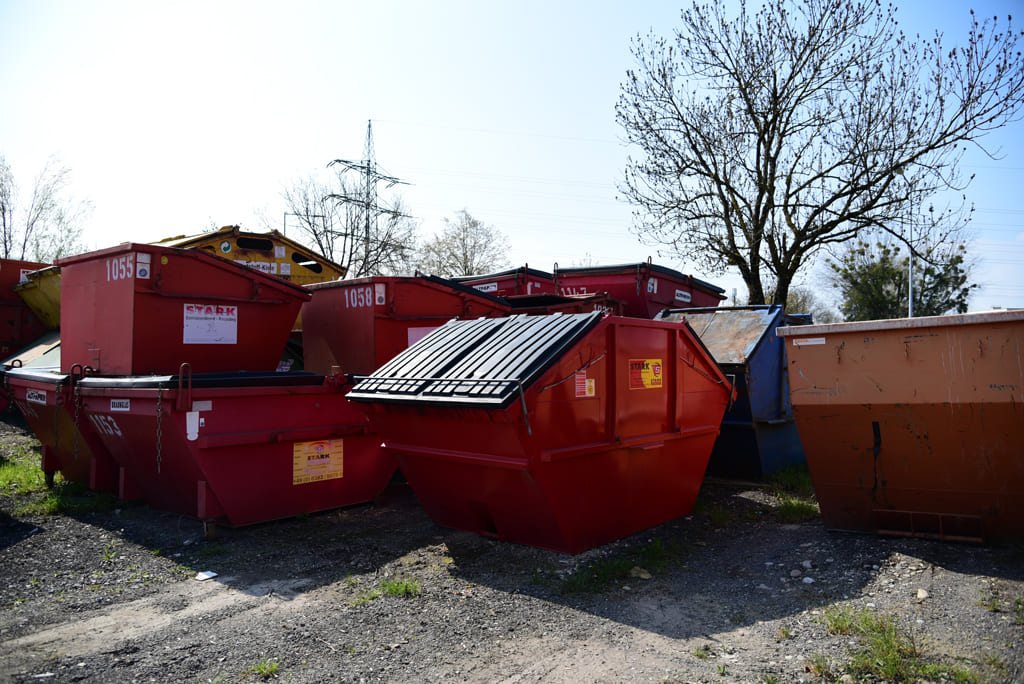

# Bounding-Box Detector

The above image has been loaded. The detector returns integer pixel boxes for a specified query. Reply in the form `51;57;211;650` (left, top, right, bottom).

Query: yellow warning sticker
628;358;663;390
292;439;344;485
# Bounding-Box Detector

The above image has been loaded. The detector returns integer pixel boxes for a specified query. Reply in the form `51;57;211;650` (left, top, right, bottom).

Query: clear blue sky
1;0;1021;310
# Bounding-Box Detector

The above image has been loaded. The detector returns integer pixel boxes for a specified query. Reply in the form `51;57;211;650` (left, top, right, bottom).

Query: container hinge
156;389;164;475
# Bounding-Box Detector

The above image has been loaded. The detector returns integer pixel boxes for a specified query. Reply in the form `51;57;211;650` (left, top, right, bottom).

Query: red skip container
3;366;118;492
553;260;725;318
0;258;50;357
76;372;396;525
778;310;1024;542
56;244;311;375
301;275;510;375
348;312;733;554
452;266;556;297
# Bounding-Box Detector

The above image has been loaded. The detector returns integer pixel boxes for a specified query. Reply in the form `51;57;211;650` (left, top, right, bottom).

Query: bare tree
0;154;90;262
417;209;511;278
617;1;1024;306
280;168;418;277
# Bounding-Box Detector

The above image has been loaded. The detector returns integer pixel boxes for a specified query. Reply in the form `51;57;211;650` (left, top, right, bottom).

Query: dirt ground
1;415;1022;684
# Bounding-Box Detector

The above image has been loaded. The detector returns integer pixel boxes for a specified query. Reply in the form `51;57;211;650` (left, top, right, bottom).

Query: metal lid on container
348;312;603;408
658;305;806;365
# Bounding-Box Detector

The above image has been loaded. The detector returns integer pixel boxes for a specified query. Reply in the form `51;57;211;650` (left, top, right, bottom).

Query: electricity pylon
327;120;410;275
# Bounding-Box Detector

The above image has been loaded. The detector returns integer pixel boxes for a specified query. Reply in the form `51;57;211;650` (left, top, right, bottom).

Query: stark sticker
183;303;238;345
293;439;344;485
629;358;663;390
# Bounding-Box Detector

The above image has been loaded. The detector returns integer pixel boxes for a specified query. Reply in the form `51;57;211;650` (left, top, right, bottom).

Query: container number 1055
106;255;134;281
344;286;373;308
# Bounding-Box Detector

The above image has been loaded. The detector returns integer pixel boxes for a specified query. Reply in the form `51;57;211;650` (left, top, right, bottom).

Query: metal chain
72;380;82;461
156;389;163;474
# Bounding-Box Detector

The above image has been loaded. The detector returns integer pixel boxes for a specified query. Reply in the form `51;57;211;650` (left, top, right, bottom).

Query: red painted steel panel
453;266;556;296
778;310;1024;542
553;262;725;318
56;244;310;375
76;378;396;525
4;370;118;493
301;276;510;375
0;258;50;356
504;292;625;316
355;316;733;554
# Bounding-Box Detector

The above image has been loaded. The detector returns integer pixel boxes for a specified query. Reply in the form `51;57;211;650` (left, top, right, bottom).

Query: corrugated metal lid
348;312;603;407
658;306;782;365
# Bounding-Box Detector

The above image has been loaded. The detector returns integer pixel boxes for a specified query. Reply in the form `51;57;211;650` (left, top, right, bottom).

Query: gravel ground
1;415;1022;684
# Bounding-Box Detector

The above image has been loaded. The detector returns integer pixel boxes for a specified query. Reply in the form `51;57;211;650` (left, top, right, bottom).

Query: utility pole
327;121;410;276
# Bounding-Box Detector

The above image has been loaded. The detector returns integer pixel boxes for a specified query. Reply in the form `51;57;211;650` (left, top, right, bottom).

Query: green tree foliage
417;209;511;278
617;0;1024;308
828;240;977;321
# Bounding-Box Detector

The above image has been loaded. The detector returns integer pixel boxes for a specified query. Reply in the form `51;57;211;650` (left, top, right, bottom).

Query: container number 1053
106;255;134;281
344;286;373;308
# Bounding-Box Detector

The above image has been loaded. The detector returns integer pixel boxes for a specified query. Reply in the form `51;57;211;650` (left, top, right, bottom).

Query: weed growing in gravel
102;543;118;562
768;465;819;523
716;664;728;676
775;496;819;523
691;643;712;660
1014;597;1024;625
0;445;46;494
804;652;833;678
351;589;381;606
775;625;792;640
821;606;983;683
560;538;689;594
760;674;779;684
247;657;279;679
977;589;1001;612
380;578;420;597
820;604;856;634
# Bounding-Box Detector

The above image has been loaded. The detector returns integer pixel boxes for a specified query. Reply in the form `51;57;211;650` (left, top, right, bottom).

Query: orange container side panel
778;310;1024;542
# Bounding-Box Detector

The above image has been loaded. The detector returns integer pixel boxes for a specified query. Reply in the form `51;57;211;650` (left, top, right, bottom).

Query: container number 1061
106;256;134;281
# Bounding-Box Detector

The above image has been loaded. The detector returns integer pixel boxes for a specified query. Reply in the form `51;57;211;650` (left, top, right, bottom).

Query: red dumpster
505;292;625;316
3;366;118;492
452;266;555;296
348;312;733;554
76;372;396;525
553;260;725;318
56;244;311;375
778;310;1024;542
301;275;510;375
0;258;50;357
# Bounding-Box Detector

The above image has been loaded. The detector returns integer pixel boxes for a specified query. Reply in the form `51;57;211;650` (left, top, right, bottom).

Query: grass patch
775;495;819;523
823;605;982;682
14;480;119;516
380;577;420;598
0;445;47;495
691;643;712;660
560;538;683;594
768;465;819;523
246;657;279;679
804;652;834;679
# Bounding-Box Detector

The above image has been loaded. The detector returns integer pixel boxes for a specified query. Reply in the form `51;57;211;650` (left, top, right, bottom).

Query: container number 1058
344;286;373;308
106;255;135;281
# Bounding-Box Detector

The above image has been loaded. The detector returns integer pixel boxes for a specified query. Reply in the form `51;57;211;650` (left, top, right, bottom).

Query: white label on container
674;289;692;303
279;262;291;275
407;326;438;347
110;398;130;412
19;268;33;284
186;411;200;441
647;277;658;293
274;246;286;258
183;303;238;344
374;283;386;305
26;389;46;405
474;282;499;293
136;253;151;279
793;337;826;346
192;400;213;411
